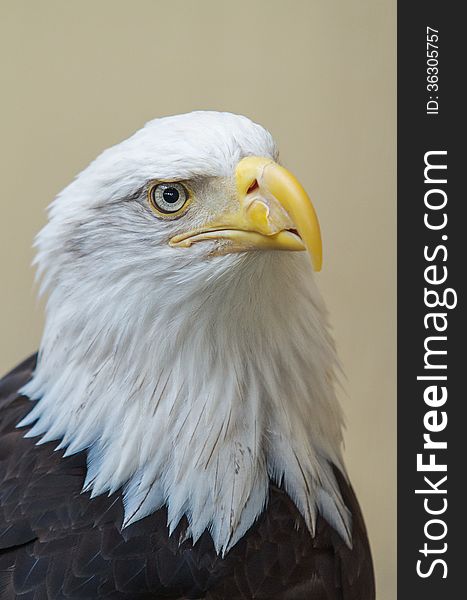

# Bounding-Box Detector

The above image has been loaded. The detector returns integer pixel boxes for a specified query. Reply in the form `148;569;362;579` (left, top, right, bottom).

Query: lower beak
169;156;323;271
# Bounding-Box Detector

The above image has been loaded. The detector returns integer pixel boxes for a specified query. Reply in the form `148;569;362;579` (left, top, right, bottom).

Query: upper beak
169;156;323;271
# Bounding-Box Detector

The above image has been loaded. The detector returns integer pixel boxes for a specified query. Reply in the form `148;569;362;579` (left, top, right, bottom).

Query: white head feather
20;111;351;553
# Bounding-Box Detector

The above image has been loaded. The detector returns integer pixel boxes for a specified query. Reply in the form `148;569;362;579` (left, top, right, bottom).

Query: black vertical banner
398;3;463;598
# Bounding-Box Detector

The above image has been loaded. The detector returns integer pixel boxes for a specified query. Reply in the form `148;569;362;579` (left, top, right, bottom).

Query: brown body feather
0;356;375;599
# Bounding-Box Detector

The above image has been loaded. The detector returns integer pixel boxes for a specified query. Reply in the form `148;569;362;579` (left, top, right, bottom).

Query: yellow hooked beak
169;156;322;271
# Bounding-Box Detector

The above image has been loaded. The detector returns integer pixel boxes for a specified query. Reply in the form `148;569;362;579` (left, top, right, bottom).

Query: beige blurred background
1;1;395;597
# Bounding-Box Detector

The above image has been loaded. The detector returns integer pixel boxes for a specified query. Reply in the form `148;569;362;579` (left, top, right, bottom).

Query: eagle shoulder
0;356;374;599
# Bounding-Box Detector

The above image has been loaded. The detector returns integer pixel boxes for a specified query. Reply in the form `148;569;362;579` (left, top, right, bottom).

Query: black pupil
162;187;180;204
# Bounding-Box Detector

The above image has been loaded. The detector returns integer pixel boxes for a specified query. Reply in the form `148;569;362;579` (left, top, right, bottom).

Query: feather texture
1;356;375;599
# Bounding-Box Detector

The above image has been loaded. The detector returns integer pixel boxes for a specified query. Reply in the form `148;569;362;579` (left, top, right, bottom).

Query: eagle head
21;111;349;554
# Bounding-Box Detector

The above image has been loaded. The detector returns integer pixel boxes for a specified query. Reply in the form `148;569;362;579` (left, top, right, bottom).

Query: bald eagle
0;112;375;599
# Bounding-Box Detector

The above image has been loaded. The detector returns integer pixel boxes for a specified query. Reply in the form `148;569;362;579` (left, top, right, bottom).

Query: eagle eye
148;182;190;217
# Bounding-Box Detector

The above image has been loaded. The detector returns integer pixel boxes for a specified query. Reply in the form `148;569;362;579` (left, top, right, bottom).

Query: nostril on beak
247;179;259;194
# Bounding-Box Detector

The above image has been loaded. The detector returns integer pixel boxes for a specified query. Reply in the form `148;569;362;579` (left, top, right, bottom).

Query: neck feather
20;251;350;553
